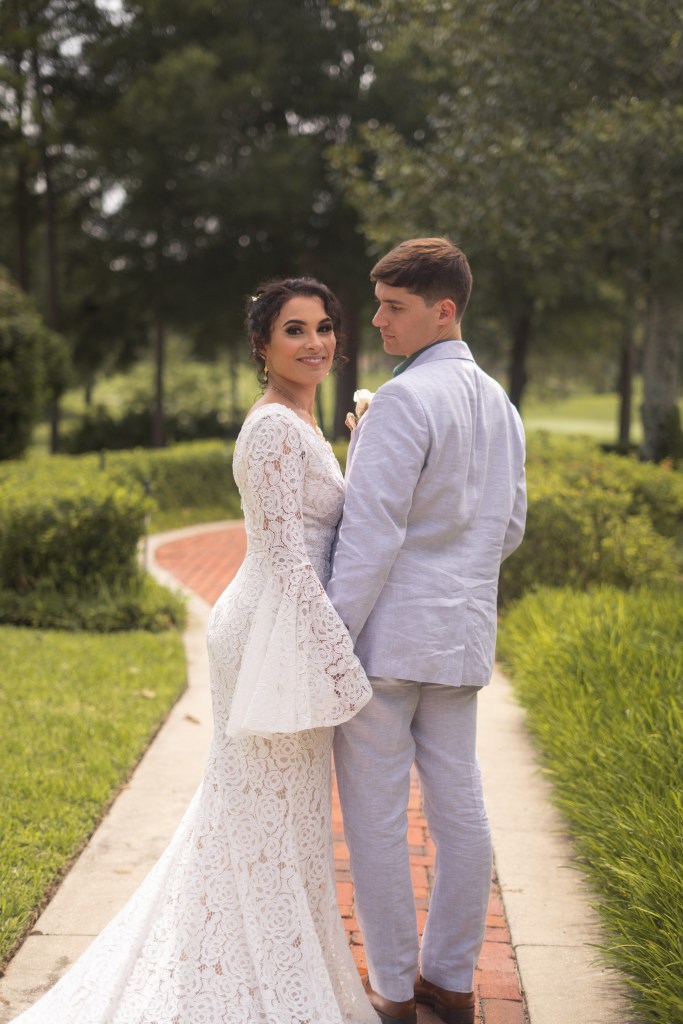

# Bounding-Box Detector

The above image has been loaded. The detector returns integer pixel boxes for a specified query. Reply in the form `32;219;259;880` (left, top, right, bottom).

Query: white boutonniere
345;389;374;432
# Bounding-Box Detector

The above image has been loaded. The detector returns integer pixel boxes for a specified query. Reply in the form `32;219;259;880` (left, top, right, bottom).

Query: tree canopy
0;0;375;445
330;0;683;456
0;0;680;455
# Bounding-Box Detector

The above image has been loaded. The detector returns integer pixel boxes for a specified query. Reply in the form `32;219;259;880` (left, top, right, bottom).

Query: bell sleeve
226;413;372;738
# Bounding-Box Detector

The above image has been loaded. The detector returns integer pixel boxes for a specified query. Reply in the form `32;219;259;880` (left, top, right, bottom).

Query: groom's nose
372;306;386;327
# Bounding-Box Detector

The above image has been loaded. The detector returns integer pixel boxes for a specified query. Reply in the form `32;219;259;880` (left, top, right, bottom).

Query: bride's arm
227;412;371;736
240;412;316;583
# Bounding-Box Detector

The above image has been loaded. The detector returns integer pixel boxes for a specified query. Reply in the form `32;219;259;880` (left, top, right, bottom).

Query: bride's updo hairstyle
246;277;345;387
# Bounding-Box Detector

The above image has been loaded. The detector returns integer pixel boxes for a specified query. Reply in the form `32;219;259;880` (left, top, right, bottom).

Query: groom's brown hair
371;237;472;322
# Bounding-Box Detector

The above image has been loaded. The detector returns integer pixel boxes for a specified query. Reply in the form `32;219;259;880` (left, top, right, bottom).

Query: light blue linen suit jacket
327;340;526;688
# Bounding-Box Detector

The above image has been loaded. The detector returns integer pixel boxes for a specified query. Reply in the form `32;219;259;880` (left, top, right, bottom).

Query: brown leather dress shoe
414;974;475;1024
362;976;417;1024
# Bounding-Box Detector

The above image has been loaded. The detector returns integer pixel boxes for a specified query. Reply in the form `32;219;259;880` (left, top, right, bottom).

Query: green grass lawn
520;390;642;441
0;626;187;966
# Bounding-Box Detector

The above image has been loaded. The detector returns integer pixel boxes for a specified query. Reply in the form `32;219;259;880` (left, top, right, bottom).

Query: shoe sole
374;1011;417;1024
415;995;474;1024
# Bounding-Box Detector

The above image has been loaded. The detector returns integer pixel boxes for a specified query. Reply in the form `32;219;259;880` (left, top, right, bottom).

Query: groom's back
396;349;525;574
334;340;526;689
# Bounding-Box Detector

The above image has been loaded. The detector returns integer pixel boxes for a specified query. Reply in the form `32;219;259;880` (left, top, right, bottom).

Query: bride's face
264;296;336;387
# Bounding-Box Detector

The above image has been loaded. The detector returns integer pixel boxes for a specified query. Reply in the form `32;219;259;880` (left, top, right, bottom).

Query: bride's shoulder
240;401;308;433
236;403;310;455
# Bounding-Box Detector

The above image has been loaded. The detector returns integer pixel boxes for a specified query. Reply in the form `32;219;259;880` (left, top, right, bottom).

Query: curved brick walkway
157;527;526;1024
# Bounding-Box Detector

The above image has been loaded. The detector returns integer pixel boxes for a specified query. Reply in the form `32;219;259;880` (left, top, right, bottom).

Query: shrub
500;477;678;603
63;358;248;453
497;586;683;1023
0;474;150;594
105;441;239;517
64;407;238;453
0;440;238;524
0;270;65;460
500;432;683;604
625;461;683;540
0;574;186;632
526;432;683;540
0;442;236;628
0;451;100;487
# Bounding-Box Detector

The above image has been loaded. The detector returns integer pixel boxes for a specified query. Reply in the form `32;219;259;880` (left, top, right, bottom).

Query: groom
328;238;526;1024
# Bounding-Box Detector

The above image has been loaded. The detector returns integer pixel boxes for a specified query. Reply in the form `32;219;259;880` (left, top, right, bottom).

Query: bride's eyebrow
282;317;333;327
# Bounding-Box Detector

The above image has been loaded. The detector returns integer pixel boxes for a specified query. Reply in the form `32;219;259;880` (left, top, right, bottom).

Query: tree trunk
16;157;30;290
229;349;240;431
31;45;62;453
333;301;359;440
152;318;166;448
507;308;533;411
617;326;636;450
11;50;30;290
640;292;682;462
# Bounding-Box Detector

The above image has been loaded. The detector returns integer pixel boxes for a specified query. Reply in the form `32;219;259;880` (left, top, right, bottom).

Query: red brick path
156;527;526;1024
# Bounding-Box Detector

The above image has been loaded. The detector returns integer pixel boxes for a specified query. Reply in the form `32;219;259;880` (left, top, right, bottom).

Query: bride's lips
298;356;327;365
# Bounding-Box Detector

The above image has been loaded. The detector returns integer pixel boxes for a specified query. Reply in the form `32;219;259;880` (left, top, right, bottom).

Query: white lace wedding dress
14;404;377;1024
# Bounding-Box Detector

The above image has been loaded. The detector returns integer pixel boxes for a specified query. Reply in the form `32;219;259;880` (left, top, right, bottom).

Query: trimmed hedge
0;474;150;593
526;432;683;539
0;441;237;519
64;407;239;454
0;442;236;629
0;575;186;632
497;586;683;1023
500;433;683;603
105;441;239;517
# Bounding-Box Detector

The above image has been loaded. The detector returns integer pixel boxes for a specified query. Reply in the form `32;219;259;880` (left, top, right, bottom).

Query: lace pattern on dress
219;406;372;737
11;404;379;1024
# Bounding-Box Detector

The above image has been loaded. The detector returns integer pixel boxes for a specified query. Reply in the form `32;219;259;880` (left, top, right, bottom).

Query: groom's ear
437;298;457;322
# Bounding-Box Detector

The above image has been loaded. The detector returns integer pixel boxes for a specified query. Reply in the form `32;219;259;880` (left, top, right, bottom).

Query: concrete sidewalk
0;523;629;1024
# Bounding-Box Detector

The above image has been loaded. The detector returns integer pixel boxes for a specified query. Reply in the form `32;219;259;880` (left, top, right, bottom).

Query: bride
12;277;379;1024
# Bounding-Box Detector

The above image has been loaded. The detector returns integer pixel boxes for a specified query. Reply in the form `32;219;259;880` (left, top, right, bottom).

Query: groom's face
372;282;444;357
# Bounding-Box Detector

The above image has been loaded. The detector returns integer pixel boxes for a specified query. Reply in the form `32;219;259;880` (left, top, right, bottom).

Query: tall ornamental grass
497;587;683;1023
